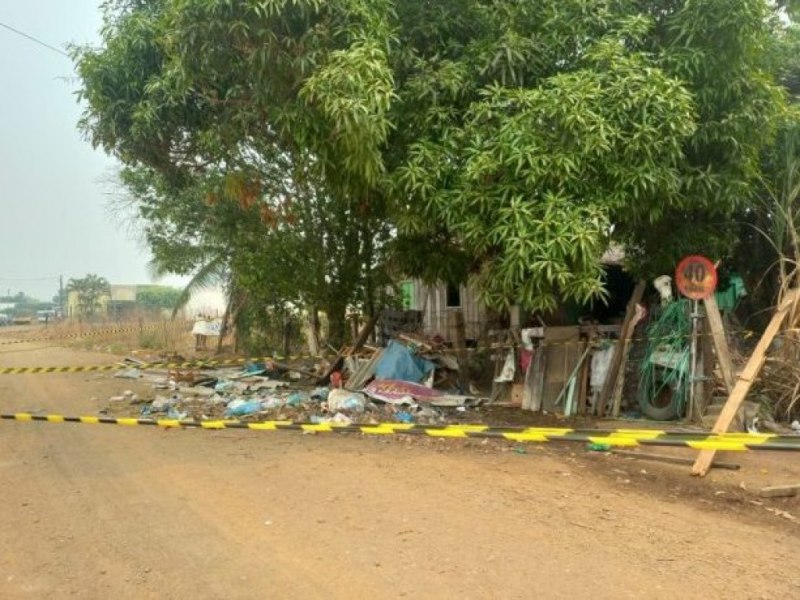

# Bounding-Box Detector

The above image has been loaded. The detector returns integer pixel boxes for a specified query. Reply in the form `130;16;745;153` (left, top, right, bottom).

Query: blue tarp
374;340;436;383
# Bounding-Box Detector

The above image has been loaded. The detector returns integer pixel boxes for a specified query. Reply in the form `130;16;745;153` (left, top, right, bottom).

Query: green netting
638;299;692;418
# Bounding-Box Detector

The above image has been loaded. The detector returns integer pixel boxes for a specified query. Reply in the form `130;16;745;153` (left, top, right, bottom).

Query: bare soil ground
1;327;799;599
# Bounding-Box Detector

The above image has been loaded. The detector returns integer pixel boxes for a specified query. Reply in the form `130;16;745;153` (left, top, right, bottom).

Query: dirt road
1;338;799;599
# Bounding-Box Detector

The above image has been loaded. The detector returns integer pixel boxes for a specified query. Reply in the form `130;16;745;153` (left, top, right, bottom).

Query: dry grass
52;319;196;357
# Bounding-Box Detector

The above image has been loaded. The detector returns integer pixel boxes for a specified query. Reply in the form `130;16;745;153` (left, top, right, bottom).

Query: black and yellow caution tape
0;321;192;347
0;354;333;375
3;413;800;451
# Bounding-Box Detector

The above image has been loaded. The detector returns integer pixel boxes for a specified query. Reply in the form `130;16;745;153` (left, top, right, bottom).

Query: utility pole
59;275;64;318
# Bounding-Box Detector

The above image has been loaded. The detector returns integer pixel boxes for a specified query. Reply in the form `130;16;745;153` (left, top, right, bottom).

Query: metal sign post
675;255;718;421
689;299;700;421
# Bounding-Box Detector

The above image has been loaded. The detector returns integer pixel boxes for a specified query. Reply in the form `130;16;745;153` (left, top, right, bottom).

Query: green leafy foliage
135;285;183;312
75;0;793;321
67;274;111;317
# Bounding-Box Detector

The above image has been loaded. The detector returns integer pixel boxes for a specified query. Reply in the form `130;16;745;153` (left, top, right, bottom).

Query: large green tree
75;0;790;320
76;0;394;347
390;0;786;310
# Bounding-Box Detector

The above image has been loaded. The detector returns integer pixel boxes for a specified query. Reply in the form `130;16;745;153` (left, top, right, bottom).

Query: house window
400;281;414;310
446;284;461;308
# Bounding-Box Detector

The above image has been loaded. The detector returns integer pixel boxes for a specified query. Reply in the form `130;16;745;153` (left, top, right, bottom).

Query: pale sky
0;1;187;301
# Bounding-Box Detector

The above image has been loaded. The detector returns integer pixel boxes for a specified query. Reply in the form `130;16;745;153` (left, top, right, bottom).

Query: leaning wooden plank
692;289;799;476
577;340;591;415
450;309;470;394
703;294;735;394
598;280;646;418
759;484;800;498
318;313;380;385
529;351;546;412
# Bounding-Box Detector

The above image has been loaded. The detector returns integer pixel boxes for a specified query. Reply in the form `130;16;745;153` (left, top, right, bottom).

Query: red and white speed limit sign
675;255;717;300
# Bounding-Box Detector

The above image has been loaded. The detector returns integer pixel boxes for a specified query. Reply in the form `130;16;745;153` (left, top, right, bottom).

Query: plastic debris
395;411;414;423
310;387;330;401
327;389;367;413
214;380;236;393
587;443;612;452
286;391;308;407
114;368;141;379
151;395;175;411
331;412;353;425
262;396;285;410
493;349;515;383
224;399;263;417
166;407;188;420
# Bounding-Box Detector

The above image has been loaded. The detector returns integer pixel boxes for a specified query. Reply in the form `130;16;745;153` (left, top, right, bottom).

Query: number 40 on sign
675;255;718;300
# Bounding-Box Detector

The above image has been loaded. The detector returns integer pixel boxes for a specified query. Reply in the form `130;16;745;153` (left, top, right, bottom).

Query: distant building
66;284;227;319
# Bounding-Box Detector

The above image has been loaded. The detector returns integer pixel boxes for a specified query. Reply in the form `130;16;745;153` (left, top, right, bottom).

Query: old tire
639;374;682;421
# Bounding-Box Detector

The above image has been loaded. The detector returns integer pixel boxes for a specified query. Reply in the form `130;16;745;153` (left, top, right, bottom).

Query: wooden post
577;339;591;416
700;314;715;415
690;336;705;422
598;280;647;417
307;307;321;357
450;309;470;394
703;294;735;394
692;289;799;476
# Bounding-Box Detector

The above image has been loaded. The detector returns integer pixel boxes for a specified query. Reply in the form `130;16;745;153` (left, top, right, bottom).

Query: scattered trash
587;443;612;452
224;399;263;417
310;387;329;401
493;349;516;383
166;407;188;420
114;368;141;379
331;412;353;426
214;380;236;393
330;371;343;388
395;411;414;424
151;395;176;411
244;361;267;374
327;389;367;413
374;340;436;383
286;391;308;407
262;396;286;410
363;379;443;404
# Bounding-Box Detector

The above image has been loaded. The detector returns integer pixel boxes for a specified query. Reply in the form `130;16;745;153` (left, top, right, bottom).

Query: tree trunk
216;296;233;355
326;299;348;350
307;306;321;357
282;312;291;359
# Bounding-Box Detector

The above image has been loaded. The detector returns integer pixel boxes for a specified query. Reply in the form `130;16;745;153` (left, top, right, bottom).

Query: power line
0;276;59;281
0;21;70;58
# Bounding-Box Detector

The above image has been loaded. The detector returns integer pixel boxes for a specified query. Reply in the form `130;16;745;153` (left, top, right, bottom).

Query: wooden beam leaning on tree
318;313;381;386
597;280;647;418
692;289;800;476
